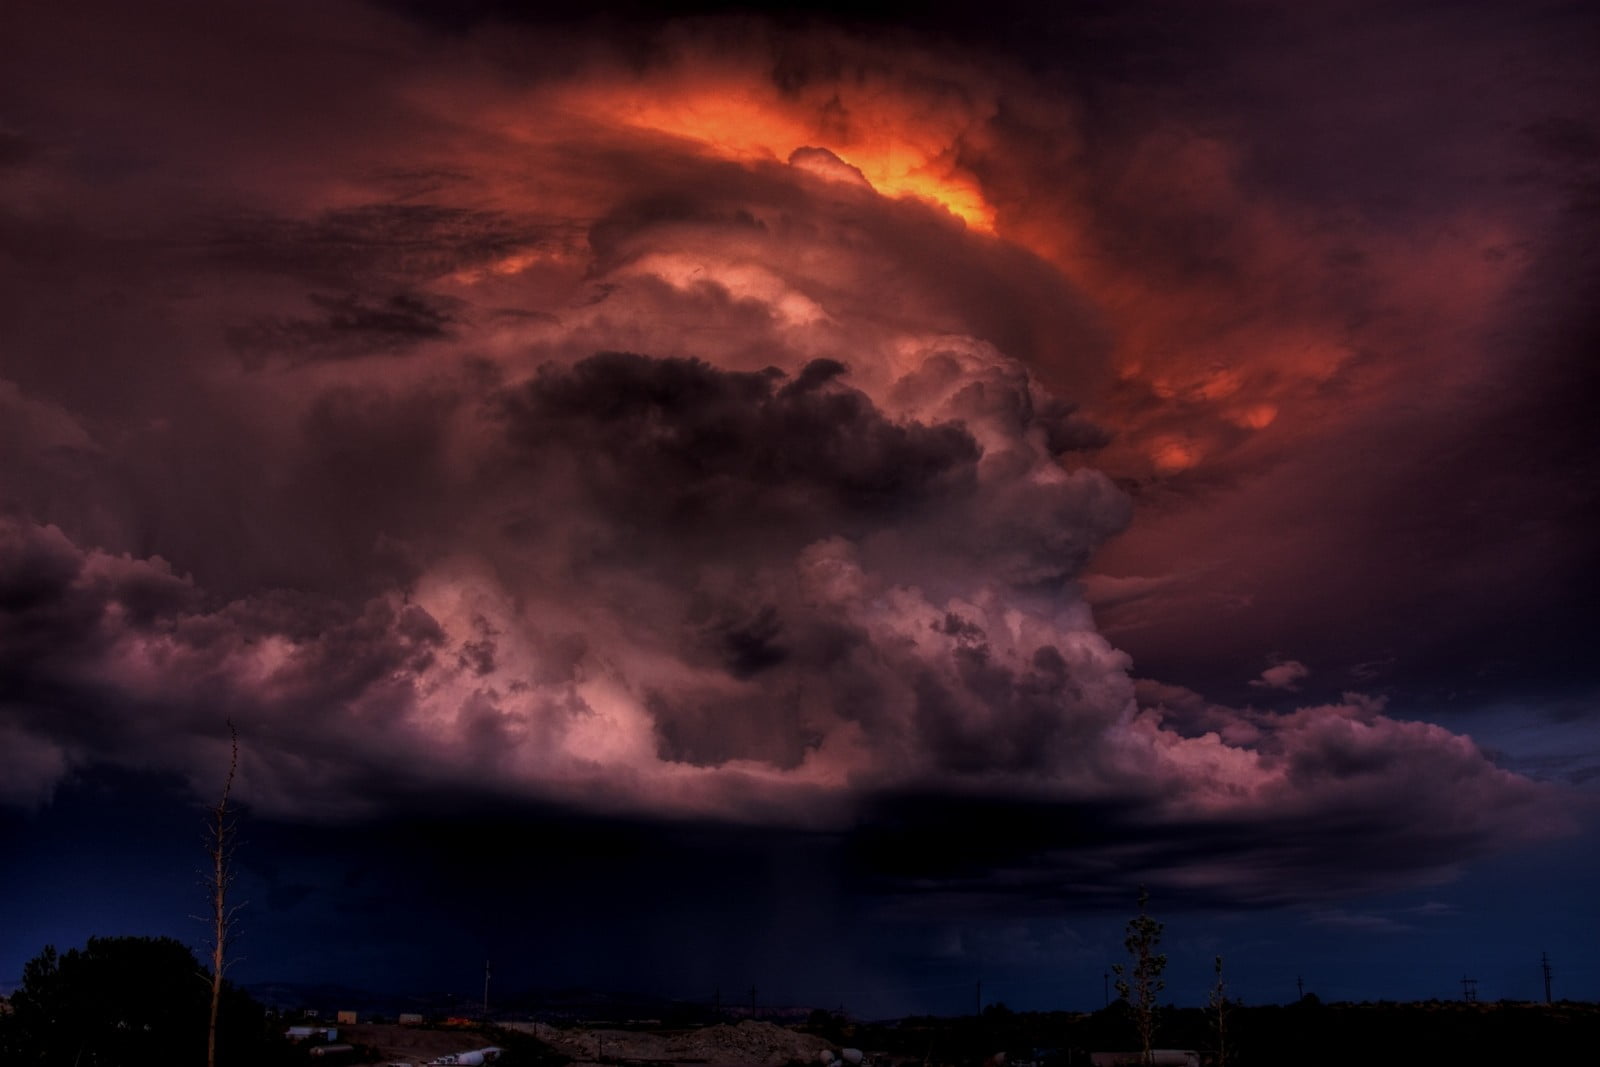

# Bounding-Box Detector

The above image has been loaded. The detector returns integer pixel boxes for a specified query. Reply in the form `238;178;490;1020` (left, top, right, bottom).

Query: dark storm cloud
1017;0;1600;721
0;0;1584;922
0;432;1565;902
841;789;1519;915
498;352;981;535
227;290;460;364
0;516;456;812
210;205;581;288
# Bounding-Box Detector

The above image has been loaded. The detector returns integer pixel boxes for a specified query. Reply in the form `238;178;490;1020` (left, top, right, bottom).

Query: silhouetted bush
0;936;289;1067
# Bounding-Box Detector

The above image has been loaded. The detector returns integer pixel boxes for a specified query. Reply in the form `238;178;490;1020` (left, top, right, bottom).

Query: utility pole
1102;972;1109;1009
1542;951;1553;1004
975;979;982;1016
1461;977;1478;1004
749;985;757;1018
484;959;491;1020
715;985;721;1018
1296;975;1304;1002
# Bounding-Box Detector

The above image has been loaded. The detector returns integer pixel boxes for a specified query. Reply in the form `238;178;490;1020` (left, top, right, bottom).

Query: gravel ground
334;1023;506;1065
519;1020;833;1067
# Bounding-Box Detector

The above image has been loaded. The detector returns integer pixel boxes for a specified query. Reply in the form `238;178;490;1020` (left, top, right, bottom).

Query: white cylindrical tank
820;1051;837;1065
841;1049;864;1065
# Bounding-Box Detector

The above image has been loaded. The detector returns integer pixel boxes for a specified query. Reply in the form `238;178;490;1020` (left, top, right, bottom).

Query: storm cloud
0;0;1588;922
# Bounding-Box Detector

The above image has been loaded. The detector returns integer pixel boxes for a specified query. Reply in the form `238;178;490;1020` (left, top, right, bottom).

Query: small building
337;1010;359;1025
287;1026;340;1043
399;1013;426;1025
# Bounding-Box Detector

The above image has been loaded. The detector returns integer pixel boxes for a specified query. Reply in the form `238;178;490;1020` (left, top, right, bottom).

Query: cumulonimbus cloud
0;1;1577;906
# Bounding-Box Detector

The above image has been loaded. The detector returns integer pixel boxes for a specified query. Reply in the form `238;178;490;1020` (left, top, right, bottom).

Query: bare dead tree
200;721;244;1067
1208;955;1229;1067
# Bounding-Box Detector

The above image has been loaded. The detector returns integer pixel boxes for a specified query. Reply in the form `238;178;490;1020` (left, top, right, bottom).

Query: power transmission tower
1102;972;1109;1009
749;985;757;1018
1542;952;1553;1004
484;959;491;1019
1461;977;1477;1003
1296;975;1304;1002
975;979;982;1016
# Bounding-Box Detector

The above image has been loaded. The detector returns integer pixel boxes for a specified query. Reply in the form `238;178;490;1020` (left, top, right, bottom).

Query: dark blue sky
4;768;1596;1013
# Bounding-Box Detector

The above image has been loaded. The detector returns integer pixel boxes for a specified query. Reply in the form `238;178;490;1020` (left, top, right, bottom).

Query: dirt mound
536;1020;830;1066
542;1027;671;1062
667;1021;831;1065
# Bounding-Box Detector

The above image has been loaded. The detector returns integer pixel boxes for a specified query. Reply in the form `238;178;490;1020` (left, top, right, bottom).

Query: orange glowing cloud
555;71;997;231
1149;436;1202;474
403;33;1530;499
551;65;1444;487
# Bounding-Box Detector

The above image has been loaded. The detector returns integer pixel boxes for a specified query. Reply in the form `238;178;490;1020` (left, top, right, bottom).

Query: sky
2;0;1598;1015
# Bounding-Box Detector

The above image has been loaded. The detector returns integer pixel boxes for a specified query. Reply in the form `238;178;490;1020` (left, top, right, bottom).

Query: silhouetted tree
1;937;278;1066
2;945;65;1063
1113;886;1166;1064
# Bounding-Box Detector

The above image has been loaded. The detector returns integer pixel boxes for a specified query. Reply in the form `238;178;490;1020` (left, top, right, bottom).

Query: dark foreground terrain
241;1001;1600;1067
4;938;1597;1067
836;998;1600;1066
